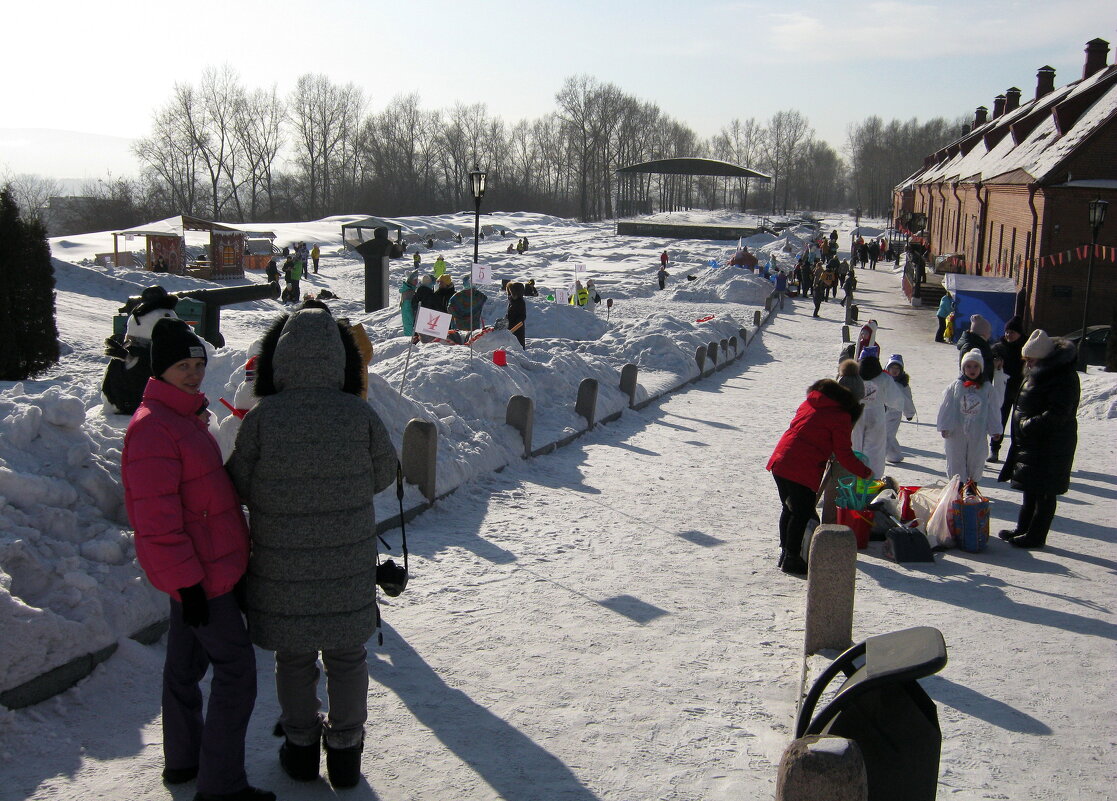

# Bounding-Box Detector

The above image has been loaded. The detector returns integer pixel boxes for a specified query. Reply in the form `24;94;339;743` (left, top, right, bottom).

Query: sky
1;0;1115;180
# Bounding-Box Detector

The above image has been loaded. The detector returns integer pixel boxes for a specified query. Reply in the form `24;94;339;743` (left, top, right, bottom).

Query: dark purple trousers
163;591;256;795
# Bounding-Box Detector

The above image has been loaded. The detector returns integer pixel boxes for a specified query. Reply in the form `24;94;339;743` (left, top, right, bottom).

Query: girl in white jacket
851;346;903;478
884;354;917;463
936;348;1002;484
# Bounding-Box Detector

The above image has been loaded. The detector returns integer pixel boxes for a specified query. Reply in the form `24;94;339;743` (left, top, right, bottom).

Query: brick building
893;38;1117;335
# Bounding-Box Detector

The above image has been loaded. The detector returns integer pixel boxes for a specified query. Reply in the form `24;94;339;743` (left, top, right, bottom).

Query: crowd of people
767;295;1082;575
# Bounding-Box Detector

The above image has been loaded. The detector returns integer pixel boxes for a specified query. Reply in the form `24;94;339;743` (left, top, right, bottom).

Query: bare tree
235;85;284;220
2;173;61;223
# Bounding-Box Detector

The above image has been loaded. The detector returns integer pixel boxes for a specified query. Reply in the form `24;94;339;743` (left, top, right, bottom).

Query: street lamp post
1078;198;1108;372
470;168;487;265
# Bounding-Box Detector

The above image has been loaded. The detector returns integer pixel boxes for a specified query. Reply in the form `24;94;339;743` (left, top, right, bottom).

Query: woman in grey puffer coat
227;307;397;789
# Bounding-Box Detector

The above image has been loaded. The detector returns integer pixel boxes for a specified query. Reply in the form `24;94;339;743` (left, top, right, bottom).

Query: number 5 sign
472;262;493;284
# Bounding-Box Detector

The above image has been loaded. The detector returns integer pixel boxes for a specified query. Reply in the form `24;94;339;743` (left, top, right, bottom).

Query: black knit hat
1005;315;1024;335
150;318;207;379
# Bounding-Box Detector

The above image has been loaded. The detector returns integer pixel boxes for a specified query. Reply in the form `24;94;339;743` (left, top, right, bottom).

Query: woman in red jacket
766;378;871;575
121;318;273;801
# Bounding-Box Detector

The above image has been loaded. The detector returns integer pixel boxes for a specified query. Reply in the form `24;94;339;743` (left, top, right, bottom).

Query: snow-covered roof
114;214;244;238
898;65;1117;190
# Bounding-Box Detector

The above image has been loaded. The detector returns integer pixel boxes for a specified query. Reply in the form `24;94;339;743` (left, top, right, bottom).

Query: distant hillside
0;128;140;185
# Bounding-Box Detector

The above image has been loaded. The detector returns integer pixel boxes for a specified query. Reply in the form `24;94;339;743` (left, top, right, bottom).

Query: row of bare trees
845;116;969;219
8;67;969;234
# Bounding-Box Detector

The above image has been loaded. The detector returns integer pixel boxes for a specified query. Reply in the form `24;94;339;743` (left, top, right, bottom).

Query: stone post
706;342;718;374
695;345;706;374
754;310;762;327
841;325;851;343
776;736;867;801
506;395;534;458
804;525;857;656
575;378;598;428
619;363;638;407
719;338;729;365
402;418;437;503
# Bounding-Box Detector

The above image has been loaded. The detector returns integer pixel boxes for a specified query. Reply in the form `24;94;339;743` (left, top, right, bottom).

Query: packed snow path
2;266;1114;801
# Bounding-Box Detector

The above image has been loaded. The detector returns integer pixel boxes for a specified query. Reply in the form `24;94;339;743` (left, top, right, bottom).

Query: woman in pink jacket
121;318;273;801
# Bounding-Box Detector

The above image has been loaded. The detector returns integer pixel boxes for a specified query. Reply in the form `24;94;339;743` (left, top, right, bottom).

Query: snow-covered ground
0;210;1114;800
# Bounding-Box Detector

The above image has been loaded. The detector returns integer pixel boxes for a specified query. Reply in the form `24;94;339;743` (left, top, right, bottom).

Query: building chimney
1035;66;1056;99
992;94;1007;118
1083;38;1110;79
974;106;988;128
1005;87;1022;112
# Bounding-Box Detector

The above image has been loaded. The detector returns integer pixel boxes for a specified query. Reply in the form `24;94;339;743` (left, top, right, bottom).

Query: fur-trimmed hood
808;378;864;425
1026;337;1077;381
253;309;364;397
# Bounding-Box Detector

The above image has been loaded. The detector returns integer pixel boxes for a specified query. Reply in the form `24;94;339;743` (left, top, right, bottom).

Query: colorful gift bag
950;483;990;552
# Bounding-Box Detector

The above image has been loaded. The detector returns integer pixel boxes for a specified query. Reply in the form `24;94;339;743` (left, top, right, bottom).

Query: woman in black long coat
997;330;1079;548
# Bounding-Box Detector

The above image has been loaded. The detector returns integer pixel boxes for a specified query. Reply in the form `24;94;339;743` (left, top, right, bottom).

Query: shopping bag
924;476;962;548
950;481;991;553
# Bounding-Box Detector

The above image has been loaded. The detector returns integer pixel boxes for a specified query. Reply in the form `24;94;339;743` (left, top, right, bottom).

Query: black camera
376;559;408;597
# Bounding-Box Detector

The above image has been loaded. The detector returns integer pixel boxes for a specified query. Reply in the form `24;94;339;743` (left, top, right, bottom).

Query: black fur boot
325;739;363;789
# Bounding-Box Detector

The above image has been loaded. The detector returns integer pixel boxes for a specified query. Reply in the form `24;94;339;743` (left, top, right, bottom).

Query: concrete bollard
575;377;598;428
506;395;534;458
754;310;762;327
706;342;718;374
849;304;859;322
841;325;851;343
776;736;868;801
402;418;438;503
719;338;729;366
620;363;638;408
738;327;748;345
695;345;706;374
729;335;738;358
765;296;773;312
804;525;857;656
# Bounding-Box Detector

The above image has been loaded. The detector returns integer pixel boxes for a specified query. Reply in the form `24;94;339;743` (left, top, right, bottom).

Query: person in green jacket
399;271;418;336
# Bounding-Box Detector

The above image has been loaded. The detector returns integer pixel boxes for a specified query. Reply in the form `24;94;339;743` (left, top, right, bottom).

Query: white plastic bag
924;475;961;548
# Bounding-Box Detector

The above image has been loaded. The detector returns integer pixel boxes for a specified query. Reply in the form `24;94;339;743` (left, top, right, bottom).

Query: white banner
471;261;494;285
415;306;451;340
555;288;570;305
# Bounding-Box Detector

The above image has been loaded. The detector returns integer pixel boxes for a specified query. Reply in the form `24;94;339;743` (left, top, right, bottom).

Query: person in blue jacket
935;293;954;342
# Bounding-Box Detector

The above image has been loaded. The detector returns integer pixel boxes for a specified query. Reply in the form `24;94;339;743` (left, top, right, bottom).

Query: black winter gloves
178;583;209;627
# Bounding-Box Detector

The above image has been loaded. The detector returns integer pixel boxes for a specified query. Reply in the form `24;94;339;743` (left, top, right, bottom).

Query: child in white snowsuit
884;354;917;463
936;348;1002;485
851;345;903;478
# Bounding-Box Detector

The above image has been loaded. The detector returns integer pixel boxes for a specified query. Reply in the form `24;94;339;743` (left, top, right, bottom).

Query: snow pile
0;386;164;689
1077;372;1117;420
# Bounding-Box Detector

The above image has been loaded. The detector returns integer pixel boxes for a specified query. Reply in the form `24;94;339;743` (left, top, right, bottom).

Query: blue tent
943;274;1018;341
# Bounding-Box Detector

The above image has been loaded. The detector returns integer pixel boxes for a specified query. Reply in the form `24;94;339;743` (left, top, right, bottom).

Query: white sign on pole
415;306;451;340
555;288;570;305
574;263;587;276
471;261;493;285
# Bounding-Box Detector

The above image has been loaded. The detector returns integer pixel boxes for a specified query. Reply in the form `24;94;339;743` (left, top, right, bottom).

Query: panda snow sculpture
101;285;181;415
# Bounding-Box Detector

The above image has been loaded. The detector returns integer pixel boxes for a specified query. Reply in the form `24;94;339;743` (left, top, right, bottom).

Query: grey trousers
164;592;256;796
275;646;369;749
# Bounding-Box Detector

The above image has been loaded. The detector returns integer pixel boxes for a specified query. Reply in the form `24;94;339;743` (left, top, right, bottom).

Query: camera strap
376;460;409;574
396;461;409;573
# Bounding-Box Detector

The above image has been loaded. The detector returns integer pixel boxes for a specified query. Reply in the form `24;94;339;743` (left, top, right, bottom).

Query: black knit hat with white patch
150;318;207;379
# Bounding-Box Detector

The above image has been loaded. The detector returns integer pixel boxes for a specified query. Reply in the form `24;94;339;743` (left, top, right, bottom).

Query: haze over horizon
2;1;1113;184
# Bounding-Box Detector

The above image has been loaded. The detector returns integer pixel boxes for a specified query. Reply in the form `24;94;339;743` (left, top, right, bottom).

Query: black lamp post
1078;197;1108;371
469;168;487;265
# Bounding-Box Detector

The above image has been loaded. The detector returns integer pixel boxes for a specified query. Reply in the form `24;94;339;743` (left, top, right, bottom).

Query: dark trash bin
796;626;947;801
